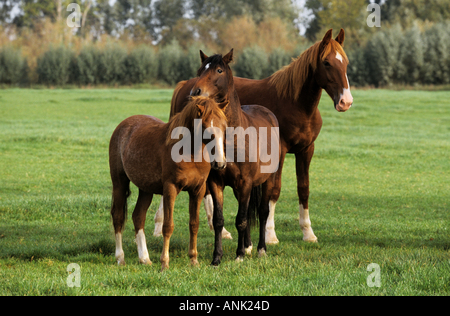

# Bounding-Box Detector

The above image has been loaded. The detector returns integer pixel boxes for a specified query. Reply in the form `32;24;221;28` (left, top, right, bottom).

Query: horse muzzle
211;159;226;170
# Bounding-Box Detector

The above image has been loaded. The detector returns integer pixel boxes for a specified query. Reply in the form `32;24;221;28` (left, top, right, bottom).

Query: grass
0;88;449;296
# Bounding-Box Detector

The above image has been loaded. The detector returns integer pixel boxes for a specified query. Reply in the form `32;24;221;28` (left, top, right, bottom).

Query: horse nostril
191;88;201;96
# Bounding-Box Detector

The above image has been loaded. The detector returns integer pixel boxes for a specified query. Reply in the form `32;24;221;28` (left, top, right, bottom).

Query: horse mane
165;96;226;146
268;39;348;101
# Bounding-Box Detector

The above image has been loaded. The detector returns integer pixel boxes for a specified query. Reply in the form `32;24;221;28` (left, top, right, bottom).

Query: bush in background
0;46;29;85
123;45;158;84
97;43;127;85
71;46;101;85
234;45;268;79
36;45;74;86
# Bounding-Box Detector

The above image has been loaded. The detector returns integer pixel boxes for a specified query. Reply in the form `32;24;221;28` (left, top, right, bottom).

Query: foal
109;96;227;270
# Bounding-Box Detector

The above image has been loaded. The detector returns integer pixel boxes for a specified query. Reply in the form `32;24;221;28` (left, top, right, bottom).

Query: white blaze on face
341;74;353;107
205;63;211;70
336;52;343;63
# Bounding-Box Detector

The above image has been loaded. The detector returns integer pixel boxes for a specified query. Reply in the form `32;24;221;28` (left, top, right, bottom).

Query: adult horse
166;28;353;245
109;96;227;270
190;50;281;264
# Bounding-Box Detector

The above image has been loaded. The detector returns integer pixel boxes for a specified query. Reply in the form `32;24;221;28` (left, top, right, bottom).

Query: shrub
97;43;127;85
421;23;450;85
36;45;74;86
158;39;184;85
265;47;291;77
123;45;158;84
72;46;101;85
0;46;28;85
398;23;424;85
234;45;268;79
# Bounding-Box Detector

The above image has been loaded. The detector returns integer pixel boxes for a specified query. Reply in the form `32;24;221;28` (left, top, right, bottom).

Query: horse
187;49;281;264
109;96;227;270
167;28;353;246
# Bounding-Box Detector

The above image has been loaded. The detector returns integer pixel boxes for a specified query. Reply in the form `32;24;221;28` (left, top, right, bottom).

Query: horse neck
224;87;244;127
296;72;323;116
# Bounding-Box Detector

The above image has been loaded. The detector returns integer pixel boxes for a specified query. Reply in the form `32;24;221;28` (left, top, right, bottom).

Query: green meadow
0;88;449;295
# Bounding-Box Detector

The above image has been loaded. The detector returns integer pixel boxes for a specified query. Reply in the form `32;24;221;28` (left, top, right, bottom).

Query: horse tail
170;80;187;118
247;185;262;228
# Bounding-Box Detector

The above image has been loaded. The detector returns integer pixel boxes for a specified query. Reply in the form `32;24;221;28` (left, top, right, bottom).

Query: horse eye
217;69;223;74
323;61;331;67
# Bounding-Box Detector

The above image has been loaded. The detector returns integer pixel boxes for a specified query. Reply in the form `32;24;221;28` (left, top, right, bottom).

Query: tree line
1;0;450;87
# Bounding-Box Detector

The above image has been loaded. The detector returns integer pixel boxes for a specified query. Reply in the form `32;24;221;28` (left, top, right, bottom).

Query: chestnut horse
166;29;353;246
109;96;227;270
184;49;280;264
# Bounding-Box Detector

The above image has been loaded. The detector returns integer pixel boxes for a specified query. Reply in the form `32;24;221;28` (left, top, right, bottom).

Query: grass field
0;88;449;296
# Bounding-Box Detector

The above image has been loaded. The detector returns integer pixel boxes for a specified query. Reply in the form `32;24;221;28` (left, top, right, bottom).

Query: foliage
123;45;159;84
157;39;184;85
71;45;101;85
233;45;268;79
97;43;127;85
36;45;74;86
0;46;28;85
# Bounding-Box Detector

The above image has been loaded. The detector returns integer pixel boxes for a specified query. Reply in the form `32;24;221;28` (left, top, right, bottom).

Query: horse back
110;115;167;194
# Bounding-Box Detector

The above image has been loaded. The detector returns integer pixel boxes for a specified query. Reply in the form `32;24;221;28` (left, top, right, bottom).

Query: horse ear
335;28;345;46
319;29;333;52
196;103;205;117
200;50;208;63
223;48;234;64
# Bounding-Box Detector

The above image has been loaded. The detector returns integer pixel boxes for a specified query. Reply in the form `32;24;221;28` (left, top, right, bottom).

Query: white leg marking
203;194;233;239
115;232;125;266
299;204;318;242
245;243;253;255
136;229;151;265
153;196;164;237
204;194;214;231
265;200;279;244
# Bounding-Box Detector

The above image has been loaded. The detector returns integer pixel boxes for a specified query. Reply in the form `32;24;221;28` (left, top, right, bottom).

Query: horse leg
209;178;225;266
160;183;178;271
132;189;153;265
110;173;130;266
235;184;252;261
257;181;272;257
153;196;164;237
265;151;285;245
188;184;206;267
204;186;233;240
295;144;318;242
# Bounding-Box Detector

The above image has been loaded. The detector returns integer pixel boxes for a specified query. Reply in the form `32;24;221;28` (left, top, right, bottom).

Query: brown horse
109;96;227;270
168;29;352;245
185;49;281;265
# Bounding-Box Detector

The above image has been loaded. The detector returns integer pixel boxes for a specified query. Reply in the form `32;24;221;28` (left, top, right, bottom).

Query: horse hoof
303;235;318;243
139;258;152;265
265;231;279;245
258;249;267;257
117;259;126;266
235;256;244;263
245;244;253;255
190;259;199;266
222;227;232;239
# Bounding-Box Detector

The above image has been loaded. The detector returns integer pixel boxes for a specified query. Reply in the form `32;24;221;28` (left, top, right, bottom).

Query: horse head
190;49;234;107
315;29;353;112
